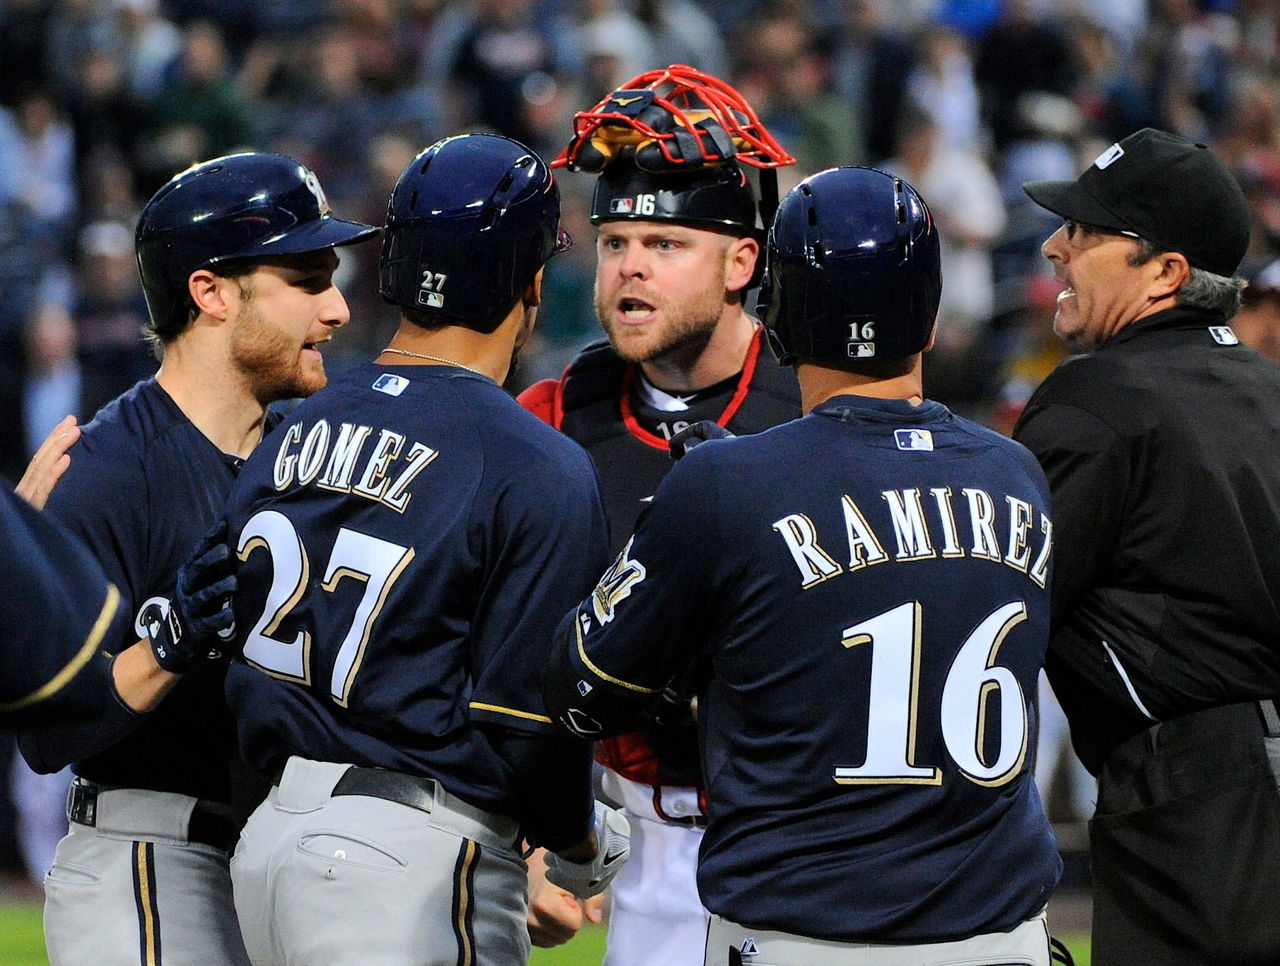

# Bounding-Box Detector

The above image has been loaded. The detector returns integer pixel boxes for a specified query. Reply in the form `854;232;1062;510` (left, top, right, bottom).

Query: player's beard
230;291;329;402
595;263;728;368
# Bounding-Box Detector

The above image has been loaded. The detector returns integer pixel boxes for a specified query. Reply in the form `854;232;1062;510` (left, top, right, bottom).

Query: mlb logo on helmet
610;198;636;214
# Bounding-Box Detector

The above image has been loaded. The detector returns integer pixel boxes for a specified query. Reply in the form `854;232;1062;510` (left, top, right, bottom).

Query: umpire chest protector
556;328;798;559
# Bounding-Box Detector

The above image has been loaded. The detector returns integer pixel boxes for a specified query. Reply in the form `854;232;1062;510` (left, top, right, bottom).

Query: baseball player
518;65;800;962
547;166;1064;965
222;133;629;966
18;152;379;966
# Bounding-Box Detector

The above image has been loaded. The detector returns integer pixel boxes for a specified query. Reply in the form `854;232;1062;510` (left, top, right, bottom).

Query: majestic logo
591;537;647;624
894;428;934;452
1093;142;1125;170
372;373;409;397
1209;326;1239;346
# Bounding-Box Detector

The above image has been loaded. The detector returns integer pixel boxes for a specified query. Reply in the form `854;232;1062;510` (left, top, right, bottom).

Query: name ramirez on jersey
771;483;1050;591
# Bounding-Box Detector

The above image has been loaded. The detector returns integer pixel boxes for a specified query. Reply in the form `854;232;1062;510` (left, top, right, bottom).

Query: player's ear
724;235;759;295
188;268;234;322
522;268;545;309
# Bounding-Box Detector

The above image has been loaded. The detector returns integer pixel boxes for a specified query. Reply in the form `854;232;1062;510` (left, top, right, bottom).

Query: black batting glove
669;420;735;461
147;521;237;673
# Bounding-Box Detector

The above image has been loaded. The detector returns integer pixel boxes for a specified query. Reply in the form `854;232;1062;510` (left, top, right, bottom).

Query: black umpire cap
1023;128;1251;277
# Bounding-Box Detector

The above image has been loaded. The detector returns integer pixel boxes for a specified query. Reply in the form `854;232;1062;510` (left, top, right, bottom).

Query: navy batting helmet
379;133;572;331
760;166;941;367
136;152;380;340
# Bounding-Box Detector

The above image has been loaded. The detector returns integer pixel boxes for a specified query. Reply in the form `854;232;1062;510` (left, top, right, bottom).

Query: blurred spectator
974;0;1076;150
23;301;80;457
445;0;569;155
991;92;1084;299
1233;258;1280;365
268;28;385;206
633;0;731;80
1235;0;1280;72
1066;17;1158;145
71;220;155;419
64;45;143;203
1135;0;1234;141
831;0;916;164
0;87;78;256
1219;71;1280;258
0;203;47;483
1061;0;1147;57
883;107;1006;397
78;147;141;225
43;0;121;102
0;0;54;107
908;22;984;153
575;0;657;96
136;19;255;193
734;7;862;181
111;0;183;103
988;273;1071;436
167;0;263;61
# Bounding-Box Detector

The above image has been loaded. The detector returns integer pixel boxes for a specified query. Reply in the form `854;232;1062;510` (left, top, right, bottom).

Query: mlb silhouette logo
895;428;934;451
372;373;409;397
610;198;636;214
1208;326;1239;346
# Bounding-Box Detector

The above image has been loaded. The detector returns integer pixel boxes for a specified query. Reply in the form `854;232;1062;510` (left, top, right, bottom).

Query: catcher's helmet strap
555;64;795;174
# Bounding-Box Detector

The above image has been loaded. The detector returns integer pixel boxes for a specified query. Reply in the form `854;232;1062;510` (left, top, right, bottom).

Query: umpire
1014;127;1280;965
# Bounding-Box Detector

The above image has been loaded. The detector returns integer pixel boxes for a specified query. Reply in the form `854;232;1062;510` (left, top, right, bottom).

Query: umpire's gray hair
1128;238;1247;320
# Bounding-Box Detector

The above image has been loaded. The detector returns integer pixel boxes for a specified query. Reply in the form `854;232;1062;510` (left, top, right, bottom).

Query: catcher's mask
557;65;794;284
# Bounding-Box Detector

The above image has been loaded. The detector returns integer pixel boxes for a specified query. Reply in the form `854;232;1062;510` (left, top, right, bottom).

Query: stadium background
1;0;1279;958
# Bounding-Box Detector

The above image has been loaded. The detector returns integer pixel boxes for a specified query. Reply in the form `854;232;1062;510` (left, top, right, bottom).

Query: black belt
67;779;238;852
330;766;437;813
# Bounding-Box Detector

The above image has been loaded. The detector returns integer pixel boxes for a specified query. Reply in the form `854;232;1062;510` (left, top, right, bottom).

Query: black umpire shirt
1014;304;1280;772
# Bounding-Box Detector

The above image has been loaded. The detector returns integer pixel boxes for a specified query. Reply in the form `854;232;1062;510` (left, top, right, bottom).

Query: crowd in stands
1;0;1279;477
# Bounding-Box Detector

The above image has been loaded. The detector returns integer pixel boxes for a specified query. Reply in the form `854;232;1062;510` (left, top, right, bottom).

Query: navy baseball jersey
223;363;610;824
549;394;1062;941
0;488;126;727
20;379;258;803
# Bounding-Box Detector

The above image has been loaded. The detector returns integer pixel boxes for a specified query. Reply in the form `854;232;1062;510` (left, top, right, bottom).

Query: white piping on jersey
1100;640;1159;721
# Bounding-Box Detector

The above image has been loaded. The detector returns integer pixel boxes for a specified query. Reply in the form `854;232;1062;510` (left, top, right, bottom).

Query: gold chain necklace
381;347;485;377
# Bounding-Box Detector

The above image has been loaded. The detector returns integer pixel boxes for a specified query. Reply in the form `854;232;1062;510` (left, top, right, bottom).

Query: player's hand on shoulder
147;520;238;674
16;414;80;510
544;801;631;900
669;420;734;461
